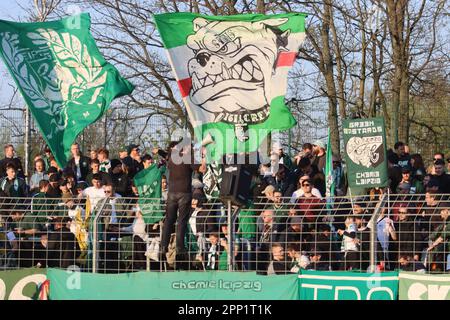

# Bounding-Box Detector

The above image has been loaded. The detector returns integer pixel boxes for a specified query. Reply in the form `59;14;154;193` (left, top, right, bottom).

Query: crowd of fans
0;140;449;274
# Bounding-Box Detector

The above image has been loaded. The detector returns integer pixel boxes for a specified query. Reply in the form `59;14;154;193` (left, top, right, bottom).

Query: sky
0;1;26;108
0;0;26;21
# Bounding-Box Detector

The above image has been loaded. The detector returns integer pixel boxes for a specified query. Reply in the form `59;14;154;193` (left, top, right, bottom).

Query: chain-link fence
1;193;449;274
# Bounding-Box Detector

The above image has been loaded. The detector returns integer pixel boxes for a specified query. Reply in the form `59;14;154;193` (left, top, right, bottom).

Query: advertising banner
47;269;299;300
399;272;450;300
298;270;398;300
0;268;46;300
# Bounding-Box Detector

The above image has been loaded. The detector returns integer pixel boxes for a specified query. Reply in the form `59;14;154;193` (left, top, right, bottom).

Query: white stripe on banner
166;46;194;80
298;274;399;281
269;66;290;99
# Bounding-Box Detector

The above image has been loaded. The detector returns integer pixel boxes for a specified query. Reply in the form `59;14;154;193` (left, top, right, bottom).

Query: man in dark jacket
0;144;24;179
154;141;205;263
110;159;131;197
122;144;143;179
0;163;27;197
65;143;90;182
47;217;80;268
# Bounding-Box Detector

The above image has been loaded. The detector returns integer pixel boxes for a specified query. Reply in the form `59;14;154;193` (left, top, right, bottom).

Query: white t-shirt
83;187;106;209
290;188;322;203
109;194;122;224
341;223;358;252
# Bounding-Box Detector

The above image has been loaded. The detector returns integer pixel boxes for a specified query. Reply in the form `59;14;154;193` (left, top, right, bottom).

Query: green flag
342;117;388;191
325;128;334;199
134;164;164;224
154;13;306;160
0;13;134;167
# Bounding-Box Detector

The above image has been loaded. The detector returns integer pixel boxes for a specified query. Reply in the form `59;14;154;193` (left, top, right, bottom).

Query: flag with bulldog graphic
343;117;388;189
154;13;306;160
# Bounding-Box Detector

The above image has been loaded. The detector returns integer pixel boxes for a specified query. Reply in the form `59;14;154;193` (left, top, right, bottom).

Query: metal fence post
24;107;31;177
369;193;387;272
227;200;233;271
92;198;109;273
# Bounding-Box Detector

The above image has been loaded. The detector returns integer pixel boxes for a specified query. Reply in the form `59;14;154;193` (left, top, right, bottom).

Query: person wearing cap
121;144;143;179
311;139;326;174
280;215;305;245
118;146;128;160
110;158;132;197
0;144;24;179
65;143;91;182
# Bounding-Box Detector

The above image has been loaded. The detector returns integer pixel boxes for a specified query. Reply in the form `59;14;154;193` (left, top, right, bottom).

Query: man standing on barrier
153;140;206;268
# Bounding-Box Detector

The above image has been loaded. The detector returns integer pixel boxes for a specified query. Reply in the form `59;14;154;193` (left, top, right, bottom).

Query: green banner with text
343;117;388;190
0;268;46;300
399;272;450;300
298;270;398;300
47;269;299;300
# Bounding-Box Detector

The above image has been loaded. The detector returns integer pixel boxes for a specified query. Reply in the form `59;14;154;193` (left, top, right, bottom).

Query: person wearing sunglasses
296;179;324;228
427;152;445;175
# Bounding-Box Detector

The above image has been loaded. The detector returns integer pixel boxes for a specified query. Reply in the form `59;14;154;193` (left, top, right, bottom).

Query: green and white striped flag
134;164;163;224
0;13;134;167
154;13;306;160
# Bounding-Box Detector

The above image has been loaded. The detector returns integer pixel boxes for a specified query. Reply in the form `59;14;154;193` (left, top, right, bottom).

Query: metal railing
0;193;449;274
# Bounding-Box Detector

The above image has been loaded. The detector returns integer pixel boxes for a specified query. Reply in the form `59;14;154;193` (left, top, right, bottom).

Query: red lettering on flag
276;52;297;67
177;78;192;98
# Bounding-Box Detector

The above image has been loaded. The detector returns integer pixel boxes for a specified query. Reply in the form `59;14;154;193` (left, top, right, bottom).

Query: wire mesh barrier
0;194;449;274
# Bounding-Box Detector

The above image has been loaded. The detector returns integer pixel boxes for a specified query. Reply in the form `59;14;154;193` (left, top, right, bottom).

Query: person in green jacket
426;203;450;272
237;200;257;271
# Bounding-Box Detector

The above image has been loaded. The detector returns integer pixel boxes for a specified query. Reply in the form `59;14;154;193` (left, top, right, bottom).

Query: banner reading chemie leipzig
298;270;398;300
154;13;306;160
343;117;388;189
399;272;450;300
48;269;299;300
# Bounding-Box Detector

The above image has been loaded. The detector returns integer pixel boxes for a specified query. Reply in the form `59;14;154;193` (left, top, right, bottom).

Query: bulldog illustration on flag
154;13;306;159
